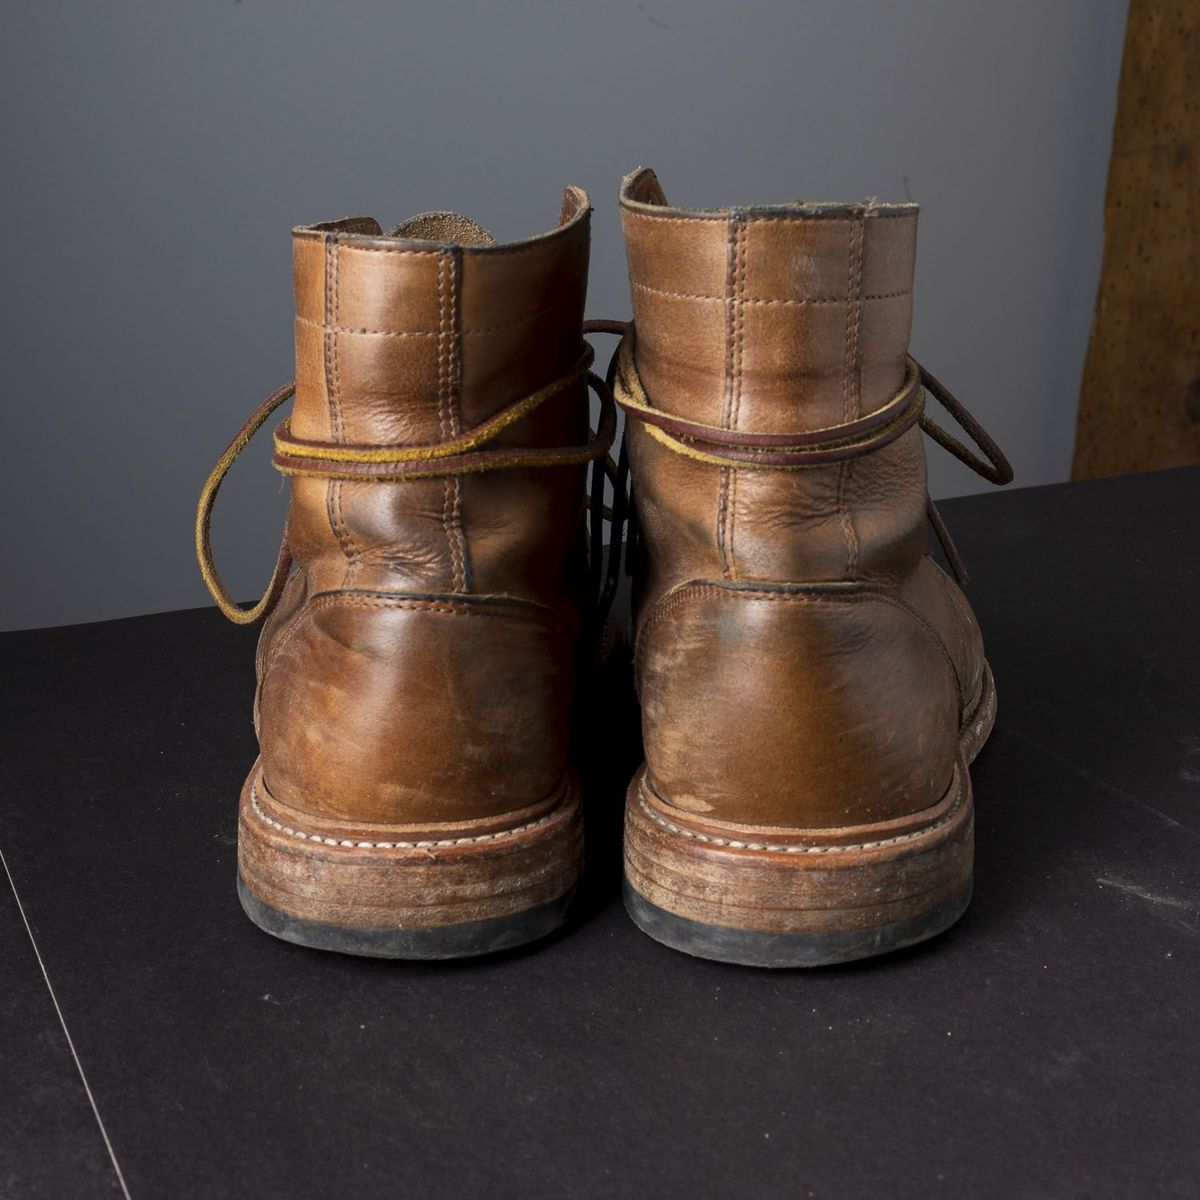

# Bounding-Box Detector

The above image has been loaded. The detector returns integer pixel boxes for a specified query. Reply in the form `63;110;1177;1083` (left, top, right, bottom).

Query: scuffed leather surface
637;582;961;826
259;593;572;824
255;192;592;825
621;168;986;829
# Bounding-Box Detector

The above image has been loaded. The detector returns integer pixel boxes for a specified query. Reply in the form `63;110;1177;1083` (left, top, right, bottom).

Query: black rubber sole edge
238;876;575;961
622;876;973;968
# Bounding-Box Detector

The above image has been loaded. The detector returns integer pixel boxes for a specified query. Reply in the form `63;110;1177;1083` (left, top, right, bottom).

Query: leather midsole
238;766;584;929
624;766;973;935
250;759;573;845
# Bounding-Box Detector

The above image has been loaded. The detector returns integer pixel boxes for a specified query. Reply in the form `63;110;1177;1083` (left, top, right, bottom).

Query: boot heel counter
636;582;962;828
257;592;573;824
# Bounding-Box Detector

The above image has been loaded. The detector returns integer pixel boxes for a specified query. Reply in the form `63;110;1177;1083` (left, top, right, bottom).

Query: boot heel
623;763;973;968
237;762;583;959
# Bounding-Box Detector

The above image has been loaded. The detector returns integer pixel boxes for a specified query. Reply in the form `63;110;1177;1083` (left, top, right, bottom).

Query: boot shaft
619;168;929;601
615;167;986;835
286;190;592;612
248;191;602;830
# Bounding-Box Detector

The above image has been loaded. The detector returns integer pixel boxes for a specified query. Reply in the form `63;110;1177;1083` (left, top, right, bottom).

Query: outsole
238;877;575;960
623;877;973;968
237;763;583;960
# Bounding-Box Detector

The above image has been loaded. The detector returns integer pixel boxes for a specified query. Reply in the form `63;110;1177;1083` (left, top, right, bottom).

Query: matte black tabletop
2;467;1198;1199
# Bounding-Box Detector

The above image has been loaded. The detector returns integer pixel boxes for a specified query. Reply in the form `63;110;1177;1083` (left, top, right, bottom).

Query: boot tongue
387;211;495;246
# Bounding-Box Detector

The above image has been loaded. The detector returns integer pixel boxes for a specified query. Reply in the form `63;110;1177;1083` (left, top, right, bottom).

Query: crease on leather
634;578;965;701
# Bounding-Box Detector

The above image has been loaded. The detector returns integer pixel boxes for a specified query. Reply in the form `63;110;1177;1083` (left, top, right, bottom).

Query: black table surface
2;467;1198;1199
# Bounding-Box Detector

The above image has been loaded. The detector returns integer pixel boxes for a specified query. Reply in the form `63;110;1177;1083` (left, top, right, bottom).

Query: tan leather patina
199;188;611;958
615;167;1011;966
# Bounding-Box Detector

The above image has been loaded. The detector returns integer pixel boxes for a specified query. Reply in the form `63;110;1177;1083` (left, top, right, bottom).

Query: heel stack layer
623;764;974;967
237;762;583;959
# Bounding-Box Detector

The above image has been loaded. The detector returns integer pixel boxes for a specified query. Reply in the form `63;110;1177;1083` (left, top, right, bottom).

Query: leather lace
197;322;1010;632
196;341;618;626
603;328;1013;586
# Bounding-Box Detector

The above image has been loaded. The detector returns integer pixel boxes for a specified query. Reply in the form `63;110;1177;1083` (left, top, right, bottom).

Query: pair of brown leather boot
198;167;1011;967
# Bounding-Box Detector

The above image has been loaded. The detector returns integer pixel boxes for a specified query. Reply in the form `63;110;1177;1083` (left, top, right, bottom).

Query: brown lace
196;343;618;626
603;329;1012;585
198;325;1008;631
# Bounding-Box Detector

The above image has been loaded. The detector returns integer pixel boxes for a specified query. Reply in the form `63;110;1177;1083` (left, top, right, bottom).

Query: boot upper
253;190;598;826
618;168;988;828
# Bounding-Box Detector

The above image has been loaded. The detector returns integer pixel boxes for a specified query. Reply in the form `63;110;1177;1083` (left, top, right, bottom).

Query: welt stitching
635;783;964;855
631;281;912;305
249;780;564;849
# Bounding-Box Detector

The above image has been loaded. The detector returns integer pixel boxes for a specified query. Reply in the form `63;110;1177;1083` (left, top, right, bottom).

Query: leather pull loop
195;380;296;626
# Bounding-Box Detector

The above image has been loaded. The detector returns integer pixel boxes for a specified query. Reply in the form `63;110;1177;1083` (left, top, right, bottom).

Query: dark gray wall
0;0;1128;630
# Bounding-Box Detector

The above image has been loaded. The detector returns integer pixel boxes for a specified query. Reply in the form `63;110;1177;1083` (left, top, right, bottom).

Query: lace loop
195;381;296;625
918;364;1013;487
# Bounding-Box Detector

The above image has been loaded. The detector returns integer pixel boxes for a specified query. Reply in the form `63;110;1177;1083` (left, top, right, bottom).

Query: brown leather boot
613;168;1012;966
196;188;616;958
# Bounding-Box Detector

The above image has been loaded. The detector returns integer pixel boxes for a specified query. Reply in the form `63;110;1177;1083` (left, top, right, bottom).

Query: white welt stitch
249;782;558;849
637;781;964;854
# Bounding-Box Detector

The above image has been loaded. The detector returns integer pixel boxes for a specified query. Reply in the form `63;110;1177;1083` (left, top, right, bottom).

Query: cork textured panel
1073;0;1200;478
